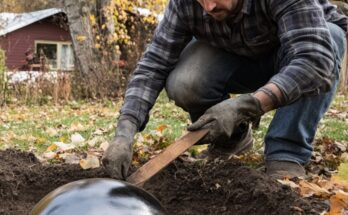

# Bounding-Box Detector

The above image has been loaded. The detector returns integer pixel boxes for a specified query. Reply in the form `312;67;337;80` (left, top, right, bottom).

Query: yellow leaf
156;124;168;133
47;144;58;152
89;15;96;25
328;191;348;215
35;137;47;145
79;155;100;170
76;35;87;42
331;176;348;192
46;127;58;137
299;180;332;198
69;121;85;132
59;136;67;143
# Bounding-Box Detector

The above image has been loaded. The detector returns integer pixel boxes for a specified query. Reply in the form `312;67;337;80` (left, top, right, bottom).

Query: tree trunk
64;0;102;98
97;0;121;85
0;49;6;106
64;0;123;98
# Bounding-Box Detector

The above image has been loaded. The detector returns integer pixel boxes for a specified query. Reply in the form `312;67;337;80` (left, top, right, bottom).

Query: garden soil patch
0;149;327;215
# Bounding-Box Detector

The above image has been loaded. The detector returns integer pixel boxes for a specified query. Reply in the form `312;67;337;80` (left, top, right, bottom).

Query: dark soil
0;149;327;215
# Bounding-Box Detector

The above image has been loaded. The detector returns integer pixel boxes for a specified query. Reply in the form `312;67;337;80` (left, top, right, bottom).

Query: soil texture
0;149;327;214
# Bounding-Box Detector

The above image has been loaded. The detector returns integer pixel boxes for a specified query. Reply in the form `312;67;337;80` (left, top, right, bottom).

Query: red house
0;8;74;71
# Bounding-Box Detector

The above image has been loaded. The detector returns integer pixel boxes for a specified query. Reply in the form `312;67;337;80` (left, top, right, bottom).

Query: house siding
0;18;71;70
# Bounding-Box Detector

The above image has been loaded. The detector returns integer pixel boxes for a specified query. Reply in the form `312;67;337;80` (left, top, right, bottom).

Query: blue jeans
165;23;346;164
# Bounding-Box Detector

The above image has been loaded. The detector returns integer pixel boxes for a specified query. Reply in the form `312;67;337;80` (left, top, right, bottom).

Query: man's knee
165;41;223;110
166;75;206;111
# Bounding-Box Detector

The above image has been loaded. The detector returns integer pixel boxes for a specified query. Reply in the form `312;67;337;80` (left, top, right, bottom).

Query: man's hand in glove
102;119;137;179
187;94;264;145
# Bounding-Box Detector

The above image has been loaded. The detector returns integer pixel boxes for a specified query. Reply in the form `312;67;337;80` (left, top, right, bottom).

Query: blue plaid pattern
121;0;347;130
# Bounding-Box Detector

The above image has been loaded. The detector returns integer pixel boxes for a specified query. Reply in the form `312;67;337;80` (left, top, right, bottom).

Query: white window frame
35;40;74;70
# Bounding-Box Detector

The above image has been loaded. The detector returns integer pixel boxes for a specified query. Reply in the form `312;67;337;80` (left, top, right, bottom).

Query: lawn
0;92;347;158
1;91;347;214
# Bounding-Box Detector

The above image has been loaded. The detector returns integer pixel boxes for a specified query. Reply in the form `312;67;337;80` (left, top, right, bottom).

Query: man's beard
209;0;244;21
208;8;230;21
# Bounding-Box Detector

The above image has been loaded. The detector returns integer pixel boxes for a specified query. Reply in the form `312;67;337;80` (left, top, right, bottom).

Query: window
35;41;74;70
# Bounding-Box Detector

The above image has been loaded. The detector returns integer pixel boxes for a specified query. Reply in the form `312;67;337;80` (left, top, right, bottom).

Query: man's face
197;0;239;21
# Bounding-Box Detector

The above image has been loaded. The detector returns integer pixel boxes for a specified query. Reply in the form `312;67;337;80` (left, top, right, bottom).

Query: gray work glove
102;119;137;179
187;94;264;145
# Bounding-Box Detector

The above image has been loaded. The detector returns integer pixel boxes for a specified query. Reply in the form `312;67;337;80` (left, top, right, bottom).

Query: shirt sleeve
120;0;192;131
267;0;339;104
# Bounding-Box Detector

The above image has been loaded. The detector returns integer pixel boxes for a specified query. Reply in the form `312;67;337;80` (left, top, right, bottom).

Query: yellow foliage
93;0;168;47
328;191;348;215
76;35;87;42
89;15;96;26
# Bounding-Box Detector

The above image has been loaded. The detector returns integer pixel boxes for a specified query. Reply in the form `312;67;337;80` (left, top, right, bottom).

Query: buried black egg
30;178;165;215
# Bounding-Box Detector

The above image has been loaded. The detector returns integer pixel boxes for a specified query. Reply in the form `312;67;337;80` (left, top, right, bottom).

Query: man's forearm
253;83;284;112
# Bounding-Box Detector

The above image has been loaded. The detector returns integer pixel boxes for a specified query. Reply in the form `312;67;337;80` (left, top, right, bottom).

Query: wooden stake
127;129;208;186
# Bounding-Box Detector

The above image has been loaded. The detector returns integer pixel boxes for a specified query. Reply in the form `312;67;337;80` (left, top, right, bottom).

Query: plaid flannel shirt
121;0;348;130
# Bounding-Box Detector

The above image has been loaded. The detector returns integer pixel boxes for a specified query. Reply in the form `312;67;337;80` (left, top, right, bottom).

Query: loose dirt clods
0;149;327;214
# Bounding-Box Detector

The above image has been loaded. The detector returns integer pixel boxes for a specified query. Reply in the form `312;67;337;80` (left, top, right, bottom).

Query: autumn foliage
69;0;168;99
95;0;168;68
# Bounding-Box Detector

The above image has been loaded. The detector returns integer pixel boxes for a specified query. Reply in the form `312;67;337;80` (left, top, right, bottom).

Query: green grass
0;91;347;156
0;102;117;153
317;119;348;141
141;91;189;148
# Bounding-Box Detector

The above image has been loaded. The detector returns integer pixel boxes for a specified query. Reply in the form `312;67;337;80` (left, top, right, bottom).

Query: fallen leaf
54;142;76;151
311;176;334;191
330;177;348;193
341;153;348;163
59;153;80;164
156;124;168;133
71;133;85;145
92;128;105;136
99;141;109;151
80;155;100;169
47;144;58;152
331;163;348;192
277;179;300;189
35;137;47;145
17;134;36;142
334;141;347;152
299;180;332;198
328;191;348;215
59;136;68;143
46;127;58;137
43;151;57;160
69;121;85;132
87;136;103;147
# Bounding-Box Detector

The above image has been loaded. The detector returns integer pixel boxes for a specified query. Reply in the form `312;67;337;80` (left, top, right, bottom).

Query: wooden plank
127;129;209;186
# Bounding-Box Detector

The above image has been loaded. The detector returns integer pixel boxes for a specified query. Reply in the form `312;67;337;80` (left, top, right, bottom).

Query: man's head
196;0;240;21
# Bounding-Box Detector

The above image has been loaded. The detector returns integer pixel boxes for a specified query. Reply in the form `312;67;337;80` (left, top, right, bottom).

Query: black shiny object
31;178;165;215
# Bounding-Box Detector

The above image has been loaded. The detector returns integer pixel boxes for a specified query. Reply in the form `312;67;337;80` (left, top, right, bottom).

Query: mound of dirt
0;149;327;214
0;149;109;214
145;160;327;215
